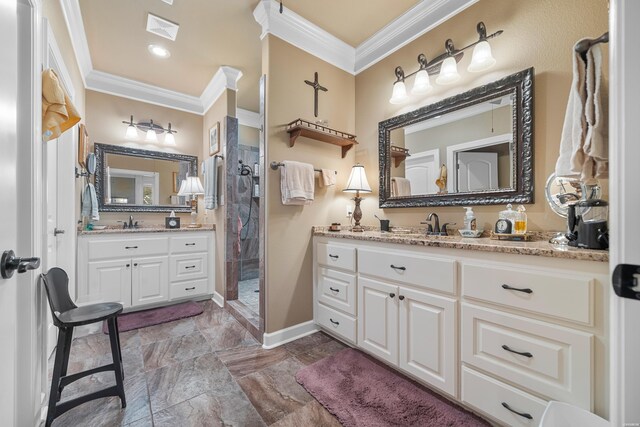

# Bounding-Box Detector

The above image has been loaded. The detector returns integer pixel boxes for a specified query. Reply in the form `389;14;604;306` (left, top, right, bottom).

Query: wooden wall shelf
390;145;410;167
286;119;358;158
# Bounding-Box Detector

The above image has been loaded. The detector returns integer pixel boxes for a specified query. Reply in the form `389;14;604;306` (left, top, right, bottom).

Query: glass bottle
514;205;527;234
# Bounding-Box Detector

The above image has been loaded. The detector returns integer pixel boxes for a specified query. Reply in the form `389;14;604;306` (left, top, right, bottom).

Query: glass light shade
468;40;496;72
411;69;433;95
343;164;372;193
145;128;158;142
389;81;408;104
164;132;176;146
125;124;138;140
436;57;461;85
177;176;204;196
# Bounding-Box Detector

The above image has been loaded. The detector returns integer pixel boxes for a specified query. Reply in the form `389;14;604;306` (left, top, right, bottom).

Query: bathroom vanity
77;226;215;311
312;228;608;426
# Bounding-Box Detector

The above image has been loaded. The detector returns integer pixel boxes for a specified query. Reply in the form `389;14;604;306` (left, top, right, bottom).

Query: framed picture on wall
78;124;89;167
209;122;220;156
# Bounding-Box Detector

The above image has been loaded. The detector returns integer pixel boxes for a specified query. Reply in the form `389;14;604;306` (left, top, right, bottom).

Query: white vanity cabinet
78;230;215;311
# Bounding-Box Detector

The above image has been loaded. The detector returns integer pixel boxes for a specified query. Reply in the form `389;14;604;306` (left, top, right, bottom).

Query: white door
399;287;457;397
405;149;440;195
610;1;640;425
457;152;499;192
132;256;169;306
358;277;398;364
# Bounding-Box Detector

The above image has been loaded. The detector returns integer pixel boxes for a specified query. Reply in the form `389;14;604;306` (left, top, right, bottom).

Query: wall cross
304;72;328;118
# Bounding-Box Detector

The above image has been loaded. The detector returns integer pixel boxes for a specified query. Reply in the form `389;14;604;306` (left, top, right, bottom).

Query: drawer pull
328;254;339;259
185;243;196;246
329;318;340;326
502;344;533;358
125;246;138;249
390;264;406;271
389;293;395;298
185;265;197;269
398;295;405;300
329;287;340;292
133;263;138;267
501;284;533;294
125;264;130;268
501;402;533;420
185;286;196;291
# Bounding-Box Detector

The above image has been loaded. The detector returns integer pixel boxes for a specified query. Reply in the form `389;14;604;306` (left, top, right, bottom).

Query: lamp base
352;224;365;232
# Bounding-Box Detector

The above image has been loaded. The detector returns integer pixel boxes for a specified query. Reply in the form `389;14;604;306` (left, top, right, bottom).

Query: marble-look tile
69;329;140;362
193;305;235;330
53;373;150;427
138;318;197;345
216;345;290;378
283;332;334;356
67;344;145;378
142;331;212;371
236;357;313;425
153;389;265;427
294;339;348;366
270;400;341;427
124;415;154;427
200;318;259;351
146;352;237;413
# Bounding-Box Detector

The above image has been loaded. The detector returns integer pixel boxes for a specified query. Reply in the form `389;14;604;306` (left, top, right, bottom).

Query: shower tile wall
238;144;259;280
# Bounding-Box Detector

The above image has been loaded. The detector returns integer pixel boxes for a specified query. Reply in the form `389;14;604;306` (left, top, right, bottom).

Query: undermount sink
385;229;458;240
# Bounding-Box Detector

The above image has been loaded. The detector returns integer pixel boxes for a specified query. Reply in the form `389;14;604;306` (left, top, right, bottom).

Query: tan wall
355;0;609;232
84;90;203;225
239;124;260;147
264;35;356;333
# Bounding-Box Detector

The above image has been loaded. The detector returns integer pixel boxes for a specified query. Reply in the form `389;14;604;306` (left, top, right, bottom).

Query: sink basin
384;231;458;240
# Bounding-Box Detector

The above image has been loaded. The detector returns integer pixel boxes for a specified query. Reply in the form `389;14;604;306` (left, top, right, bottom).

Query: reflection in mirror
379;67;534;208
95;143;198;213
545;173;601;218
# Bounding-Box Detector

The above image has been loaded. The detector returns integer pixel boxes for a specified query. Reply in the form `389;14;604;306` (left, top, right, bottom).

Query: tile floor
50;300;345;426
238;278;260;316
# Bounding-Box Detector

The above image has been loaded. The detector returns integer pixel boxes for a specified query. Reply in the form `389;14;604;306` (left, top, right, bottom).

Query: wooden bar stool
40;267;126;427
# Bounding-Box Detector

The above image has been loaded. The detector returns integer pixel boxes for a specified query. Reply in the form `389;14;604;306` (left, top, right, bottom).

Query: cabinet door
358;277;398;364
399;287;457;397
84;259;132;308
131;256;169;307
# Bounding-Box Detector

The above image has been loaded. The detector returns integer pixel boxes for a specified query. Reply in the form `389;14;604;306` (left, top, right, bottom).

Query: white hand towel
582;44;608;180
204;156;219;210
391;177;412;197
81;183;99;221
319;169;336;188
281;161;314;205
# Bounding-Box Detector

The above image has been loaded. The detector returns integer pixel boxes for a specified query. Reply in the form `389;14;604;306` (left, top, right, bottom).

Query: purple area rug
102;301;204;334
296;348;489;427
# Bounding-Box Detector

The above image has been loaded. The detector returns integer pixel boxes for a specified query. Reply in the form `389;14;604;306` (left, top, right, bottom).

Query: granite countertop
78;224;216;235
312;226;608;263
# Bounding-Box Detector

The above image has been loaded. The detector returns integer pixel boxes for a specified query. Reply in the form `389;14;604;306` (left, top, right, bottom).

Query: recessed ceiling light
148;44;170;58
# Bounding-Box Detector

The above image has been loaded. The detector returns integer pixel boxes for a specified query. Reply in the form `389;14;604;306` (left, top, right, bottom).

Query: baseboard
262;320;318;349
212;291;224;308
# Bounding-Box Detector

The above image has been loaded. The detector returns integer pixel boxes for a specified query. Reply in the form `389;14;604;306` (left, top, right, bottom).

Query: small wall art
209;122;220;156
78;124;89;167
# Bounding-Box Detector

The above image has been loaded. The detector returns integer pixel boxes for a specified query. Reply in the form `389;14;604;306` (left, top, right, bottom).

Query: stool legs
46;328;72;427
107;317;127;408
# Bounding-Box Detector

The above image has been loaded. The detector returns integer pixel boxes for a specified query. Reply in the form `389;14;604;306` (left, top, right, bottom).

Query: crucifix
304;72;328;118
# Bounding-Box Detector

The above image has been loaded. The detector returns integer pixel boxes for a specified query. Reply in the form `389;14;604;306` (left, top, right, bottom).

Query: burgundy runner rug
102;301;204;333
296;348;489;427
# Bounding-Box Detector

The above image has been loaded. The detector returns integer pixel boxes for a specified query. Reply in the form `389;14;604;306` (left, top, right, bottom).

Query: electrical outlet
346;204;353;218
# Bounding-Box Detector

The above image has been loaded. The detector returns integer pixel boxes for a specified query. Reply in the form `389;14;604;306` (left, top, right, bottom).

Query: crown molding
201;66;243;113
355;0;480;74
237;108;260;128
59;0;93;85
253;0;355;74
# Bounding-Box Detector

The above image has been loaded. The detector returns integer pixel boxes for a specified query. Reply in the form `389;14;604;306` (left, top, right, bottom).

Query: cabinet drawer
317;303;356;344
170;253;208;282
316;243;356;272
358;248;455;294
461;303;592;409
170;278;209;300
87;237;169;260
462;366;547;427
317;268;356;316
462;262;593;325
170;235;209;254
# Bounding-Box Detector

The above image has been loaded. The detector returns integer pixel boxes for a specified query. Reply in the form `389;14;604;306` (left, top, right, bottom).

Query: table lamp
178;175;205;228
343;164;372;232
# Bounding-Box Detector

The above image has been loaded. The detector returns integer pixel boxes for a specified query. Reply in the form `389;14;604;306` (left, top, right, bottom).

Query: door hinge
612;264;640;300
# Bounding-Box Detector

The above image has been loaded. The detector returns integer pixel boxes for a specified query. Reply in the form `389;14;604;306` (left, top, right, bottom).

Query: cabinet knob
398;295;405;300
126;264;130;267
133;263;138;267
389;293;395;298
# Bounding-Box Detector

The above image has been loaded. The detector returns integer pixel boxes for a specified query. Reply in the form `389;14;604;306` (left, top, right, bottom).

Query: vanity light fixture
343;164;372;232
121;115;178;144
389;21;503;104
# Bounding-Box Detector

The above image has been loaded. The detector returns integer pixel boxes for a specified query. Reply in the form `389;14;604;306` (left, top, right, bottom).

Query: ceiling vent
146;13;179;41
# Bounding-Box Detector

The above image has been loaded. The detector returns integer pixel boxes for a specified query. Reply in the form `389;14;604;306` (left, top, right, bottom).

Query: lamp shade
436;57;461;85
389;81;408;104
125;124;138;140
468;40;496;72
164;132;176;146
343;164;372;193
177;176;204;196
411;69;433;95
145;128;158;142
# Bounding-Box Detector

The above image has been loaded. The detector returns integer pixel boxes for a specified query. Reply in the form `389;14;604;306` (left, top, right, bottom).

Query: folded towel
391;177;412;197
203;156;219;210
281;161;314;205
582;44;608;180
42;69;80;142
81;183;99;221
319;169;337;188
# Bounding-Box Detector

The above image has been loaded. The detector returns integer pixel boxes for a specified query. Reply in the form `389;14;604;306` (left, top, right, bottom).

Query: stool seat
57;303;123;327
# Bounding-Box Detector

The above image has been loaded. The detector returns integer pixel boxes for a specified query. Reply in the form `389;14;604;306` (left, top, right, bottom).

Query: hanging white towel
582;44;608;180
318;169;337;188
391;177;412;197
281;161;314;205
81;183;99;221
203;156;219;210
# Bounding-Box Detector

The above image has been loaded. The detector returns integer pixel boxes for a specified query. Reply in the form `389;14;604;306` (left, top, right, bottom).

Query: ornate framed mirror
379;67;534;208
94;143;198;213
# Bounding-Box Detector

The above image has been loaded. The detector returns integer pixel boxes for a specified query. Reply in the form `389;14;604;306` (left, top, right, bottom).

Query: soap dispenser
463;207;477;230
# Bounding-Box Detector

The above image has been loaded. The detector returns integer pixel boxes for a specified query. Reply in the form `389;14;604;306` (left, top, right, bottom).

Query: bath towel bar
270;161;337;174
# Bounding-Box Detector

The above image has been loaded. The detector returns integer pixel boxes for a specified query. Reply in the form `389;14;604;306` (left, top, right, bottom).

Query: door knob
1;250;41;279
54;228;65;236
